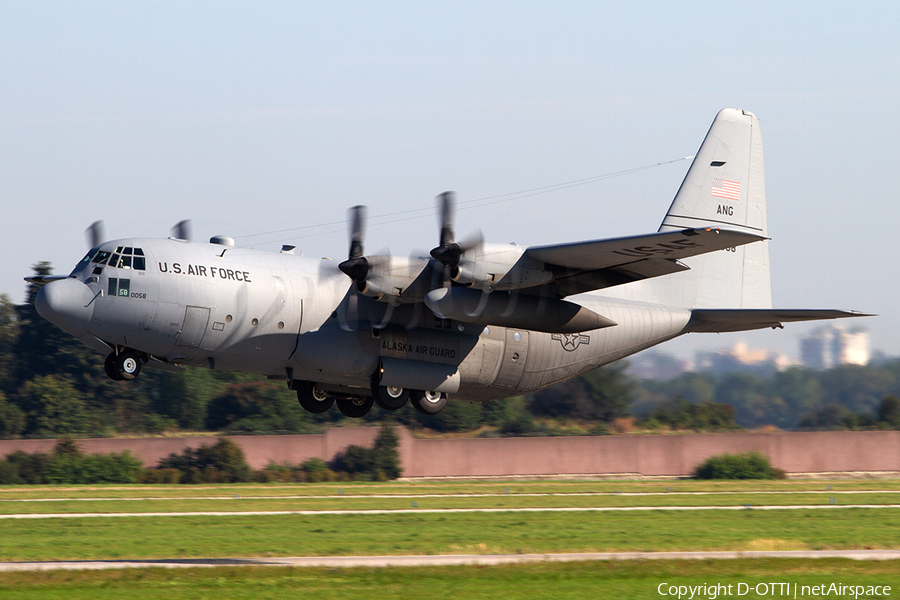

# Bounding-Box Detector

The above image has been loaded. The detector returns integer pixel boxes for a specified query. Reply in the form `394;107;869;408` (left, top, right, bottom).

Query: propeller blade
348;205;366;259
339;205;370;282
429;192;482;272
171;219;192;241
85;221;105;249
437;191;455;248
457;228;484;252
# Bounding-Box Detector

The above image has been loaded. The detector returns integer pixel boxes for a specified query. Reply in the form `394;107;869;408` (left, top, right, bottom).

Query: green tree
481;398;512;426
644;398;740;432
819;365;895;416
157;438;251;483
0;392;26;439
415;399;483;432
372;425;402;479
152;367;222;430
769;367;823;425
330;425;402;480
0;294;20;395
205;380;313;433
529;362;634;422
692;451;779;480
878;395;900;428
796;404;857;430
712;372;782;429
14;263;90;385
19;375;88;436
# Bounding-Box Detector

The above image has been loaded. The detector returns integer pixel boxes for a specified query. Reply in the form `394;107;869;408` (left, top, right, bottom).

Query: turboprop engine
449;242;555;292
424;286;616;334
354;255;431;302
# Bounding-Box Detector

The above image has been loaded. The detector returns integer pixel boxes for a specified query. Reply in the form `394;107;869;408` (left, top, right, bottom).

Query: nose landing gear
104;350;143;381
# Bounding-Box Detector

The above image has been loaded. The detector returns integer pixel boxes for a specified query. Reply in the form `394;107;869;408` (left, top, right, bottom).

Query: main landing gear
295;381;335;414
104;349;144;381
410;390;447;415
293;379;448;418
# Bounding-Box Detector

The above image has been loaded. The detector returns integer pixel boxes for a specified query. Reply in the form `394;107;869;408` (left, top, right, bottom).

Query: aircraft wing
686;309;874;333
523;227;764;297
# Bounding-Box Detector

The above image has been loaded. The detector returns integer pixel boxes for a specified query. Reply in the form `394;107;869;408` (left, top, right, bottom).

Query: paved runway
2;550;899;572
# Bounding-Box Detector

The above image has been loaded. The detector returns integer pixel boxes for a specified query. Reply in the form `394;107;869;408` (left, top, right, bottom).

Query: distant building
628;351;692;380
695;342;796;376
799;325;870;369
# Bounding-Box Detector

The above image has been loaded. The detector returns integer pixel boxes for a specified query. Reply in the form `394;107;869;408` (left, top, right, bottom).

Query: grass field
0;560;898;599
1;480;898;598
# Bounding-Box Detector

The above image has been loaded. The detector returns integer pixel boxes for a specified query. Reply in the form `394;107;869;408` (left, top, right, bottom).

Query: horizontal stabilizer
687;309;874;333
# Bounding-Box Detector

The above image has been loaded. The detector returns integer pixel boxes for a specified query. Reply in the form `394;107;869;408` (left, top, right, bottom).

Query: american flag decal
712;178;740;201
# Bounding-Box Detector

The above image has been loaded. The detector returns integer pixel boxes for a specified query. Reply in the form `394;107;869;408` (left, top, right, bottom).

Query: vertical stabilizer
654;108;771;309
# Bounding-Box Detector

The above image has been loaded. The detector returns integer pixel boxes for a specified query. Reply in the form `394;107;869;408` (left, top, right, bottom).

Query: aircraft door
175;306;210;348
493;329;529;388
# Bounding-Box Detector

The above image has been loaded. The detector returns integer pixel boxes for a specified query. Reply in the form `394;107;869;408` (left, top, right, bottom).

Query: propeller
171;220;192;241
429;191;482;280
339;206;370;283
85;220;105;249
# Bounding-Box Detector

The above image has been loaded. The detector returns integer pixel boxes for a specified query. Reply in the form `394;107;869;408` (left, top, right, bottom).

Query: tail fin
655;108;771;309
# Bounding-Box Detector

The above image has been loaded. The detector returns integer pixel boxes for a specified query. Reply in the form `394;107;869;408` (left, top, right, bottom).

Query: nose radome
35;278;96;338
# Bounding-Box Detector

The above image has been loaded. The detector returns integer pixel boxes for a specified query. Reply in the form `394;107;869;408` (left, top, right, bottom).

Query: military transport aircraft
29;108;869;417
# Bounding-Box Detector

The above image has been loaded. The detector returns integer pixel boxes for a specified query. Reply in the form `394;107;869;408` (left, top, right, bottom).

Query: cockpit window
105;247;146;271
92;251;111;265
80;249;99;264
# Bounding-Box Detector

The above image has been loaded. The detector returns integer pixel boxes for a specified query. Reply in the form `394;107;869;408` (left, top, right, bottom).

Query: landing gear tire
410;390;448;415
104;353;124;381
296;381;335;414
116;351;142;380
336;396;374;418
372;383;409;411
107;351;141;381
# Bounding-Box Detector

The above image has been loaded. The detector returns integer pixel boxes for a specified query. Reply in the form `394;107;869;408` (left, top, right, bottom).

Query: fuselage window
108;278;131;297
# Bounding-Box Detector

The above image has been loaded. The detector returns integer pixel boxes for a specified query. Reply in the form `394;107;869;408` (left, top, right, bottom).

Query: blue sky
2;1;898;358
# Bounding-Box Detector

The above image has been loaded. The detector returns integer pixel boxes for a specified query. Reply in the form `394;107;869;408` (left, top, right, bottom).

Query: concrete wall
1;429;897;477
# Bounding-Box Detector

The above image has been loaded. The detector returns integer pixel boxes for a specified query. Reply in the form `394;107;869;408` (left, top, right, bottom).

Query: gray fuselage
66;236;692;402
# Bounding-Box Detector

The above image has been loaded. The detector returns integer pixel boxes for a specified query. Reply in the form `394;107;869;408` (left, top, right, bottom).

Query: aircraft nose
35;278;97;338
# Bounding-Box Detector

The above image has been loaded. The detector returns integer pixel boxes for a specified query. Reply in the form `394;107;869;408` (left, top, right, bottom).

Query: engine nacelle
424;287;617;334
356;255;431;302
450;243;554;292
